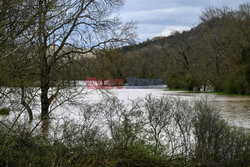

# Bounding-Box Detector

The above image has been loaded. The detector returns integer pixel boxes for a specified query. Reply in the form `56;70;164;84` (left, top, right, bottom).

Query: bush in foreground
0;96;249;167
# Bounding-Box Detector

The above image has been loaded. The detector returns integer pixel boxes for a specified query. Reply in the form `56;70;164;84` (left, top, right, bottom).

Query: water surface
110;89;250;129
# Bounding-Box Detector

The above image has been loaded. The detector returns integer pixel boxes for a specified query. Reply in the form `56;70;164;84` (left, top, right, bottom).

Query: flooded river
109;88;250;129
1;85;250;129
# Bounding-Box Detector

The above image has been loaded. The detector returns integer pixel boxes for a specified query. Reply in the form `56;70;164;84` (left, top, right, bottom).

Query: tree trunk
40;66;50;137
203;81;207;92
40;47;50;136
41;84;49;119
38;0;50;136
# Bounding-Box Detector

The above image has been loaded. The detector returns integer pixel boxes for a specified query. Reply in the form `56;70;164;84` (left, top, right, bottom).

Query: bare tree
0;0;136;134
15;0;136;134
0;0;41;62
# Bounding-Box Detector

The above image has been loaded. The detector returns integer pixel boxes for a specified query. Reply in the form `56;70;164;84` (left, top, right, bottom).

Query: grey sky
118;0;250;41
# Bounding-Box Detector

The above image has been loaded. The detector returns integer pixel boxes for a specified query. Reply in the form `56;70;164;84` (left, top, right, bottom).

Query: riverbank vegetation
0;96;249;167
166;89;250;97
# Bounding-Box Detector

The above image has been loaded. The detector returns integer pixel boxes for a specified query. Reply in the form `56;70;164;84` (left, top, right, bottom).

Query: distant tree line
68;4;249;94
2;3;249;95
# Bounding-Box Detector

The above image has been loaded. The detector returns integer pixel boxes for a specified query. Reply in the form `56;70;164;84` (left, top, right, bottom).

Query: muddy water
158;91;250;129
2;85;249;129
108;88;250;129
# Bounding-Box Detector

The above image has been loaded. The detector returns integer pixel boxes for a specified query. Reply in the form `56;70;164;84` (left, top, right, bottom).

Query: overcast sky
118;0;249;41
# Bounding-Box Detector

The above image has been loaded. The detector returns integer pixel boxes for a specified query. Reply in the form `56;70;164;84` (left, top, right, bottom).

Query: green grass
210;91;250;97
0;108;11;116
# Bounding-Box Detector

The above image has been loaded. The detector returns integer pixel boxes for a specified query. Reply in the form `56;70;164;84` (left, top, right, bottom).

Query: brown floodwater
160;91;250;129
